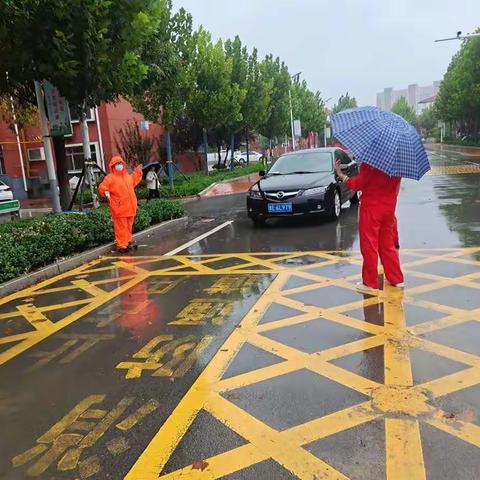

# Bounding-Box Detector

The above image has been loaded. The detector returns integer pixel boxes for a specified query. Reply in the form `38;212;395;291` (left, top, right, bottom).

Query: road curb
198;182;218;197
0;216;188;297
199;173;259;198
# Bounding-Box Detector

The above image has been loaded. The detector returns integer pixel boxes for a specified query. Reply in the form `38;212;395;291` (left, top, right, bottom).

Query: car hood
258;172;335;191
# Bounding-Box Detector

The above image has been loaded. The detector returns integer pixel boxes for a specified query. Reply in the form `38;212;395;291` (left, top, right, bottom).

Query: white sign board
294;119;302;137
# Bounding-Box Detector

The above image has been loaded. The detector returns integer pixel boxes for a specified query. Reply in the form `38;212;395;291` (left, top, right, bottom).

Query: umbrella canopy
331;106;430;180
142;161;161;171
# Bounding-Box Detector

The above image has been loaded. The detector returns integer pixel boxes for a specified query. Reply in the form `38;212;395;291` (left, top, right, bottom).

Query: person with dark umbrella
146;165;160;201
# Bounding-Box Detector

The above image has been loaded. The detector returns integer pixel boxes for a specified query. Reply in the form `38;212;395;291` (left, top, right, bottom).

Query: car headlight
249;185;263;199
303;186;328;196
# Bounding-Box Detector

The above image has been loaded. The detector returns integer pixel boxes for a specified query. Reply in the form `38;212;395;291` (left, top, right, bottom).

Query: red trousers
359;206;404;289
113;216;134;249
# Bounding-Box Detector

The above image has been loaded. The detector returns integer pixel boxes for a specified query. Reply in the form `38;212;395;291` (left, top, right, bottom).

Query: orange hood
109;156;127;174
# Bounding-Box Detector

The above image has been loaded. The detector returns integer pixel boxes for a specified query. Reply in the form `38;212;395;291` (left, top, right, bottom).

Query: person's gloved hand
334;159;343;176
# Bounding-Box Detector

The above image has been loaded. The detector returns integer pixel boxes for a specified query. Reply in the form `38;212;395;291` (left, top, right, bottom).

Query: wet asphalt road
0;148;479;480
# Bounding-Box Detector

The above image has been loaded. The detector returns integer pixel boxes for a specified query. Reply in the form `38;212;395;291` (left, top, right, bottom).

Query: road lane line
164;221;233;256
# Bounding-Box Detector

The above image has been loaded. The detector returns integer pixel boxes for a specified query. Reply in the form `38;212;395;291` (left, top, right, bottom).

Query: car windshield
268;151;333;175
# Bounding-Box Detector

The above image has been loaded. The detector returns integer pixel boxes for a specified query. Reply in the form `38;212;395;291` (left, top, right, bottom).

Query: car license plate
268;202;292;213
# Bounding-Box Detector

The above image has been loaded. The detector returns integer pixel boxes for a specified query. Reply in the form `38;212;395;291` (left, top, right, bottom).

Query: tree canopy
291;80;326;136
332;93;357;113
435;32;480;140
0;0;163;111
391;97;417;126
1;0;336;162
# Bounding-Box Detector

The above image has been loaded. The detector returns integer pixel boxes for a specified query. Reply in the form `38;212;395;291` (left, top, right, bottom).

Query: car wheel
329;190;342;220
350;192;359;205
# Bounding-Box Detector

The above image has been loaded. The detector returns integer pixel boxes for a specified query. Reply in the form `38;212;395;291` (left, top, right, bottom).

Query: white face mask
114;163;124;172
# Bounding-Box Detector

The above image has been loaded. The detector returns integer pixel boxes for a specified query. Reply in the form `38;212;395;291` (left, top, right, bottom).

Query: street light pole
435;31;480;42
289;89;295;151
323;97;333;148
289;72;301;152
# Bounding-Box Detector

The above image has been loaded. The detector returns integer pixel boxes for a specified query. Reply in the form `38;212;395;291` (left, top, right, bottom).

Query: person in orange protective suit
335;160;404;293
98;156;143;253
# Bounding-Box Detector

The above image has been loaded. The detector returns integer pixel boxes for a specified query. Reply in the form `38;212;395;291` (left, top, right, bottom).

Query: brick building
0;98;164;200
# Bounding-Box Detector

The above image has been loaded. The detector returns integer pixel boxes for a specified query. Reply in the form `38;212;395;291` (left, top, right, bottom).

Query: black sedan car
247;148;358;225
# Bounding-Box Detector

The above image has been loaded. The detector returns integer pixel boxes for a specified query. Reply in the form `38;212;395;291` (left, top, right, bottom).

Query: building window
0;146;5;175
70;108;95;123
28;147;46;162
65;144;98;172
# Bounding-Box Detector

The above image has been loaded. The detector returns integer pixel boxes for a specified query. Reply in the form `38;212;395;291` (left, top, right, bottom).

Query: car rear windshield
269;151;333;175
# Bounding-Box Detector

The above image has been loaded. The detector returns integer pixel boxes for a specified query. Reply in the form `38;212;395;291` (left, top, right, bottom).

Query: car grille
264;190;299;202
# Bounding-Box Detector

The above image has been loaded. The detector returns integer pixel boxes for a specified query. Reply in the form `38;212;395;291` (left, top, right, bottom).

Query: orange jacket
98;156;143;218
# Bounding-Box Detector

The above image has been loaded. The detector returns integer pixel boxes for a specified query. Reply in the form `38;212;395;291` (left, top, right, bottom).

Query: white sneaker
356;282;378;295
385;280;405;288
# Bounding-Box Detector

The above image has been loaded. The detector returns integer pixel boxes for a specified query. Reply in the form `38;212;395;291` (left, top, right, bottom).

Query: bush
0;199;185;284
142;199;185;224
133;208;152;232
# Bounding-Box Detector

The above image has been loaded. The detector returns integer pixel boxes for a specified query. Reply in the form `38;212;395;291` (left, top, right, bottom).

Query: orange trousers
113;216;134;249
359;206;404;289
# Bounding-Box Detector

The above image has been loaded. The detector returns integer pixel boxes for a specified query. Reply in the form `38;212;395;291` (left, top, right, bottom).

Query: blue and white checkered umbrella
331;106;430;180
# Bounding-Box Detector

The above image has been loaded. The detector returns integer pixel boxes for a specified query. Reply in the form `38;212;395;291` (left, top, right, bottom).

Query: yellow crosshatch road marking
2;249;480;477
123;247;480;480
428;163;480;175
0;248;480;371
11;395;160;478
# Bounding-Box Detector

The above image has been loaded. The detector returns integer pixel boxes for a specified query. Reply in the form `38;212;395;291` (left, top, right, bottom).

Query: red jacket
345;163;400;211
98;157;143;218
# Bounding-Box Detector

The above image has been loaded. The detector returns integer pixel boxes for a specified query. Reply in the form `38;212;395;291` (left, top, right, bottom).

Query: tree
260;55;291;143
131;3;197;181
291;80;326;136
391;97;417;126
0;0;163;209
0;96;38;131
188;30;245;165
417;106;438;134
115;121;156;165
332;92;357;113
435;32;480;141
242;49;271;134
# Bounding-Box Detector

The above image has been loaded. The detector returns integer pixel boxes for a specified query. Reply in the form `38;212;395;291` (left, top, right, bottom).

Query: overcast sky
172;0;479;106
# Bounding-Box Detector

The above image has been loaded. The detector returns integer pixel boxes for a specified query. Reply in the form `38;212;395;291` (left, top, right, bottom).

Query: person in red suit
335;160;404;293
98;156;143;253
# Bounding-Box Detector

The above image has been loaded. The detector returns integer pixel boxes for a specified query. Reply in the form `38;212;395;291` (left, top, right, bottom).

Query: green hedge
0;199;185;284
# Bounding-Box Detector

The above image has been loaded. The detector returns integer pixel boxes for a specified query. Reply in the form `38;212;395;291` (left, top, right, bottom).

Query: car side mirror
259;170;266;177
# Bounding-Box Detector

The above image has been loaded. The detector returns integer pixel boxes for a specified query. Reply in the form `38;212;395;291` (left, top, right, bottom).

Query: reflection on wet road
0;148;479;480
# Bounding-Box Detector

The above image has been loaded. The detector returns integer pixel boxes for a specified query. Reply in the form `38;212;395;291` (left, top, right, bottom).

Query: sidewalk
428;143;480;158
201;173;259;197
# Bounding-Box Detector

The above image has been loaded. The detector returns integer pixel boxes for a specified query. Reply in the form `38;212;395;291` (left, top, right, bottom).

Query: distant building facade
376;81;441;114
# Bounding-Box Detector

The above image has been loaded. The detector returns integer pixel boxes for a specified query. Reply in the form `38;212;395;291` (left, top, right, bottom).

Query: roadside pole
230;133;235;171
203;128;209;174
80;102;99;208
34;81;61;213
289;89;296;151
166;129;174;188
